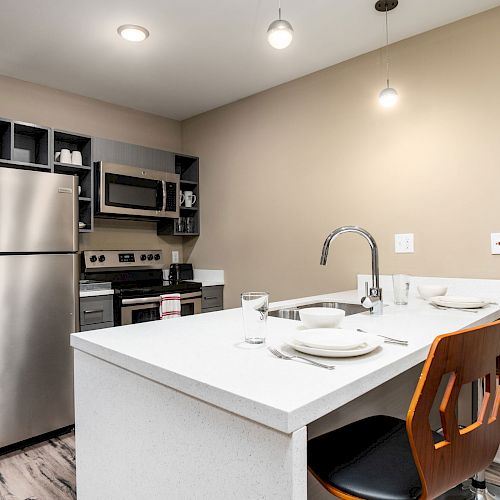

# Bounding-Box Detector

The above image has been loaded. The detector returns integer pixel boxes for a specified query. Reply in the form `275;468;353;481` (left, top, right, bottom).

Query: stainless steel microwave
95;162;180;219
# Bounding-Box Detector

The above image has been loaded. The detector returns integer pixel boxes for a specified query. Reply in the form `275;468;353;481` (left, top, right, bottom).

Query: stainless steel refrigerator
0;167;79;449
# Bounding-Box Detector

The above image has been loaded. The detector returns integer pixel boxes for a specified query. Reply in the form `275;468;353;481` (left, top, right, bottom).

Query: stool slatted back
407;321;500;499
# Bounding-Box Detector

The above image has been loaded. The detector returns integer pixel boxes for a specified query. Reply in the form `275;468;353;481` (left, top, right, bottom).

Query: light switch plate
172;250;180;263
491;234;500;255
395;233;414;254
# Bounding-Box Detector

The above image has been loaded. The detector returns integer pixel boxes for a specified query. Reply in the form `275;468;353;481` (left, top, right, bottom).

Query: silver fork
356;328;409;345
267;346;335;370
430;303;479;313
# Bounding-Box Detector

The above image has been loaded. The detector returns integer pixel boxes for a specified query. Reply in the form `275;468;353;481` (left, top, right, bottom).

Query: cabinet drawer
202;285;223;309
201;306;223;314
80;296;114;326
80;321;114;332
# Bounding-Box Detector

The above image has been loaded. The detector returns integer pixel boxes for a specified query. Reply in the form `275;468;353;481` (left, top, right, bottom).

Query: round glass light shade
117;25;150;42
379;87;399;107
267;19;293;49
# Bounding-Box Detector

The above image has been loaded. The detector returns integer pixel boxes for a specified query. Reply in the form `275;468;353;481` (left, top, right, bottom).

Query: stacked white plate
285;329;382;358
429;296;491;310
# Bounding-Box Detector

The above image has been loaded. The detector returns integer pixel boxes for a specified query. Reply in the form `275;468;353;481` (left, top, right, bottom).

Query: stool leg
468;379;496;500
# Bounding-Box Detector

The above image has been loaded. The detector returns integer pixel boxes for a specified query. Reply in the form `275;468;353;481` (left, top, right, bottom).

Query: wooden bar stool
308;321;500;500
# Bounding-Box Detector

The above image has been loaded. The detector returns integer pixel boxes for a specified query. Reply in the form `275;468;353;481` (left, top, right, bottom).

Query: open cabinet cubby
53;130;92;167
12;122;50;168
0;120;12;161
157;154;200;236
52;130;94;233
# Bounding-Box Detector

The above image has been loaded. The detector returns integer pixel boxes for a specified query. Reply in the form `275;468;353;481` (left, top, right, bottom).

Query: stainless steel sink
269;301;366;320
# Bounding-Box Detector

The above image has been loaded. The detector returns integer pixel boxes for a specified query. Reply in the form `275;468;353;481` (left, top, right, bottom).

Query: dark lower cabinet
201;285;224;313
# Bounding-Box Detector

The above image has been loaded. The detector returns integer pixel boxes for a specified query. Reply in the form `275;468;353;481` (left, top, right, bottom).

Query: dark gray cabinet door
93;138;175;172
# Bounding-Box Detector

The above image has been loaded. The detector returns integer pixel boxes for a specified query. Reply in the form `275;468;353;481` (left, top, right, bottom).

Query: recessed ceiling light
117;24;150;42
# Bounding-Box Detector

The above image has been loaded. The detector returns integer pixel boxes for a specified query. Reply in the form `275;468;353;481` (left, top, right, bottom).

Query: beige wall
182;7;500;308
0;75;183;260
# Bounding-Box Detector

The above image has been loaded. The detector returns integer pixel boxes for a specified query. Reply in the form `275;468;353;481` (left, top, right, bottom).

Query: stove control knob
99;255;106;263
89;255;97;263
147;254;154;261
140;254;147;261
154;253;161;261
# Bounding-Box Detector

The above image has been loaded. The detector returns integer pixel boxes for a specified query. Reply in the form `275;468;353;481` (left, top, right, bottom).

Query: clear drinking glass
185;217;194;233
176;217;185;233
241;292;269;344
393;274;411;305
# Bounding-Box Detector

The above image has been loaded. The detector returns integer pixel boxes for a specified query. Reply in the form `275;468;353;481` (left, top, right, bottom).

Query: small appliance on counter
168;263;194;283
82;250;202;325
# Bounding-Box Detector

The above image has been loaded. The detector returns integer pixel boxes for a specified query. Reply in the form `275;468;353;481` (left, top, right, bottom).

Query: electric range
82;250;202;325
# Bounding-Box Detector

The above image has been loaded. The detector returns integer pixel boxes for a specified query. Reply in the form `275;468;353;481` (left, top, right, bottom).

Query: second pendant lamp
267;0;293;50
376;0;399;107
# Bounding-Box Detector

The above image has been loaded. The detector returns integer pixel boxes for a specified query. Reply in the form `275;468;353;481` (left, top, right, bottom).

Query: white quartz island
71;279;500;500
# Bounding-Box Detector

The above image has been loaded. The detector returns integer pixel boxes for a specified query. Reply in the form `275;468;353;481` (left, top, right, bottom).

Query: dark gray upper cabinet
93;137;175;172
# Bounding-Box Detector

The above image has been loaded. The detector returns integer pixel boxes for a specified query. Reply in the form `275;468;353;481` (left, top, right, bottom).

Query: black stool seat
308;415;442;500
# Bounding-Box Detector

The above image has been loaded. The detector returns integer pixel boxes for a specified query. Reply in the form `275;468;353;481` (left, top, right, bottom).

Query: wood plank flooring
0;432;75;500
0;430;498;499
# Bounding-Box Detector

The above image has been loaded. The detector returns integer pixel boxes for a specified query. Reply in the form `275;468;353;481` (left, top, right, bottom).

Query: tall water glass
393;274;411;305
241;292;269;344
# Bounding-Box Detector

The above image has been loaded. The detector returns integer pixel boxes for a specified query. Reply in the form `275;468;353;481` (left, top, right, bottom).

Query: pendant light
376;0;399;107
267;0;293;50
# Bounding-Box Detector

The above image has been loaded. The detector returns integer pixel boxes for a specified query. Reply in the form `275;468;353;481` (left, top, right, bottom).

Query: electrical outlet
395;233;414;254
172;250;180;263
491;234;500;255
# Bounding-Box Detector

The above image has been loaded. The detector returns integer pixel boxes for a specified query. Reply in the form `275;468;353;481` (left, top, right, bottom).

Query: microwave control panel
166;182;177;212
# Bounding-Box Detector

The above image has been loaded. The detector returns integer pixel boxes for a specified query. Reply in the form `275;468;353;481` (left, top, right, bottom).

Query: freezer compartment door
0;168;78;253
0;253;78;448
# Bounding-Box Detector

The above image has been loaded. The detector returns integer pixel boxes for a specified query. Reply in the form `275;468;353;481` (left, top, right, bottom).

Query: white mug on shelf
180;190;184;206
60;149;71;164
54;151;61;162
71;151;83;166
184;191;197;208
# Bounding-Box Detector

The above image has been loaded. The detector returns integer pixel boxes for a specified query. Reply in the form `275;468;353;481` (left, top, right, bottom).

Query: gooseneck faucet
320;226;383;315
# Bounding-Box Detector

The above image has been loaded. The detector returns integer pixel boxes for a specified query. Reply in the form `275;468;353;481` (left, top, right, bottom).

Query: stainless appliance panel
97;162;179;219
0;168;78;253
121;293;201;325
0;253;78;448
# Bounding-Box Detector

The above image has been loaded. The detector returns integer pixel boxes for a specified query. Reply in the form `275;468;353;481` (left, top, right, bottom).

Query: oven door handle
162;180;167;212
122;296;162;305
122;292;201;306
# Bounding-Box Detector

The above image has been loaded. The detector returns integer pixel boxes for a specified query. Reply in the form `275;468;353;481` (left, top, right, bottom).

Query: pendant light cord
278;0;281;20
385;5;390;88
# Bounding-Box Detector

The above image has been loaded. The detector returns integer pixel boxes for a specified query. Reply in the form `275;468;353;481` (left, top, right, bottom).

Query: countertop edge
70;336;291;433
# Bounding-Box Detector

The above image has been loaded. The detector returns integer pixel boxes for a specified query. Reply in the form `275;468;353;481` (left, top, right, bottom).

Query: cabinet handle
204;296;218;300
83;309;104;314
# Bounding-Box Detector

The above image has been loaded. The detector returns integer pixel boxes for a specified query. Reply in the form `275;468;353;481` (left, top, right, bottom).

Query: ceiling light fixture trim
117;24;150;42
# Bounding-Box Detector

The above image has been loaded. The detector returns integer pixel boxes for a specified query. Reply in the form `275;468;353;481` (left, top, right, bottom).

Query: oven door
97;162;179;219
120;292;202;325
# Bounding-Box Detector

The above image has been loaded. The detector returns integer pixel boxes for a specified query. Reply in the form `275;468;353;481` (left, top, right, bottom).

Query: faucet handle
361;281;373;309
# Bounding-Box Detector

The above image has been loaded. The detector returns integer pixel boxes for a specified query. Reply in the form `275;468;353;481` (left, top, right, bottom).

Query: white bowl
417;285;448;300
298;307;345;329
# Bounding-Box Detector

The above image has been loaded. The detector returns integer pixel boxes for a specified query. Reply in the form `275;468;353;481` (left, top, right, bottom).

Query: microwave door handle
162;180;167;212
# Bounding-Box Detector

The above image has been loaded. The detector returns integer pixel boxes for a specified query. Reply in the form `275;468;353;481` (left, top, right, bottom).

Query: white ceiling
1;0;499;120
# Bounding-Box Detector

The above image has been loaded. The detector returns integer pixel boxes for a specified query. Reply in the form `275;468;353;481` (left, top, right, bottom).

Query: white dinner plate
430;296;489;309
293;329;366;350
285;333;382;358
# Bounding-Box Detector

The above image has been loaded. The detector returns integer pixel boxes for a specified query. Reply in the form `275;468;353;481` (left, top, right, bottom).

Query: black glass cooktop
83;269;201;299
116;280;201;298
